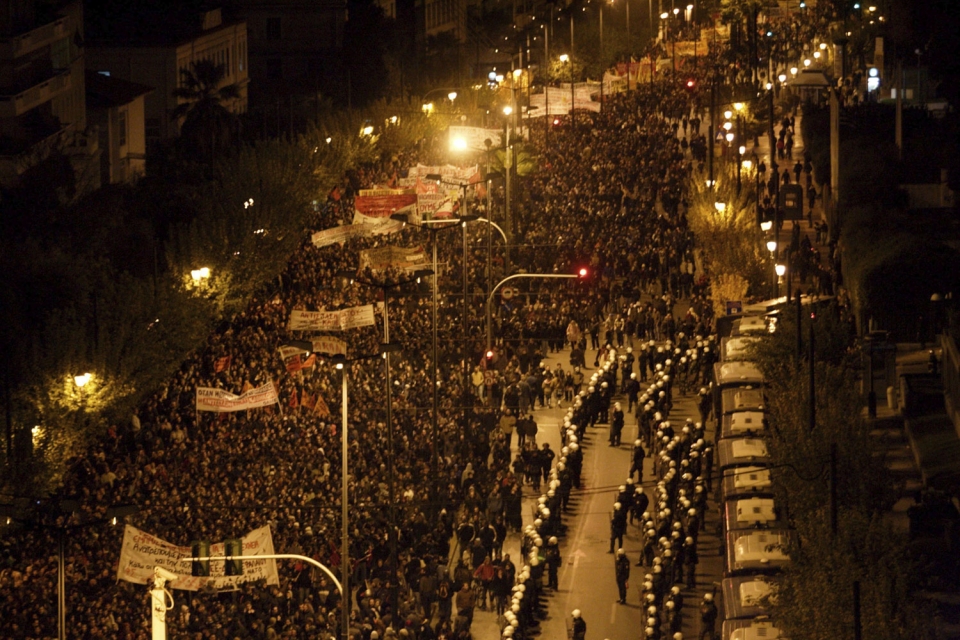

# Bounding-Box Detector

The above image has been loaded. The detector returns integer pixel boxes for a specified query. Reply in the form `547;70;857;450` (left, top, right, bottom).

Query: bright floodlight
74;373;93;388
450;136;468;152
191;267;211;281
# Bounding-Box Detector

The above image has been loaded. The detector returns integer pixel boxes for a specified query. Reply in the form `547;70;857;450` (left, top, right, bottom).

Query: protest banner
311;336;347;356
195;382;280;412
116;525;279;591
354;188;417;218
358;245;428;272
311;224;366;248
339;304;376;330
288;309;341;332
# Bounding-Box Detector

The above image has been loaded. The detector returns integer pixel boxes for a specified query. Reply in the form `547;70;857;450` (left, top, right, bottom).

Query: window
266;17;281;40
51;37;70;70
266;58;282;80
145;118;160;141
118;110;127;147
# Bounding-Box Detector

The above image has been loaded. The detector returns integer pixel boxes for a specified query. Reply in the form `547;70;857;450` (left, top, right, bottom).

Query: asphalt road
470;340;725;640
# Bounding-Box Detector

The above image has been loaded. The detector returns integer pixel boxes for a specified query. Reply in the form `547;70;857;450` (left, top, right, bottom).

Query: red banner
354;189;417;218
214;356;232;373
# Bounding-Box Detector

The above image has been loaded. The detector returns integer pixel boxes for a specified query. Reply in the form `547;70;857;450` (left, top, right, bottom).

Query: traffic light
224;538;243;576
191;540;210;577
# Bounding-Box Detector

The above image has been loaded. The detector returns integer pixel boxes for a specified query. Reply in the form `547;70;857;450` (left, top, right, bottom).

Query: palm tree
172;60;241;164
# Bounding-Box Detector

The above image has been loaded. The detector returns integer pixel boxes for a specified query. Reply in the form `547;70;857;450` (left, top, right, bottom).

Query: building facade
0;0;96;188
86;8;248;150
85;70;151;184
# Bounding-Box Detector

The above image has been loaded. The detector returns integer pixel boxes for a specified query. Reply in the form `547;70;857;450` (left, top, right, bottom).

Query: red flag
288;391;299;408
301;354;317;369
301;393;317;410
314;394;331;418
329;186;341;201
241;380;254;394
214;356;232;373
285;354;302;374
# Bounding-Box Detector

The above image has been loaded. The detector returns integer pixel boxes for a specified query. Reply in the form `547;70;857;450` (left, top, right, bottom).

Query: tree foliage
746;304;943;639
685;166;767;304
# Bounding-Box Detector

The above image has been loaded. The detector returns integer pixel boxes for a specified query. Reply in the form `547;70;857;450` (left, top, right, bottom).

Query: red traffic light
578;268;588;278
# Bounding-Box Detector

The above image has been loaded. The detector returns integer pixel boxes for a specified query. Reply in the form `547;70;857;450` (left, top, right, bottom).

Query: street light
714;201;727;213
766;240;777;255
486;271;587;351
190;267;210;282
389;213;462;508
73;373;92;388
335;268;431;614
329;346;395;640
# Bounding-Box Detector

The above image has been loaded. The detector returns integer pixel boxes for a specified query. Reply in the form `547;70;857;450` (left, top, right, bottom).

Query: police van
721;410;768;440
725;529;792;576
722;574;780;621
722;619;784;640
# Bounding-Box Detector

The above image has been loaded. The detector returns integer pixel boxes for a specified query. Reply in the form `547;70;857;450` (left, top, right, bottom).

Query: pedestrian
615;549;630;604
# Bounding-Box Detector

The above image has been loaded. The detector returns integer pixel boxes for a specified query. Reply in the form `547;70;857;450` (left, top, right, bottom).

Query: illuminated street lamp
190;267;211;282
760;220;773;231
447;91;458;101
450;135;468;153
714;202;727;213
775;263;786;277
74;373;93;388
766;240;777;255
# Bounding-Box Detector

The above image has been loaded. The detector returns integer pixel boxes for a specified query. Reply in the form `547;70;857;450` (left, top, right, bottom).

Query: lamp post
0;501;139;640
486;270;587;352
775;263;786;299
329;347;394;639
766;240;778;298
337;268;432;616
391;213;467;507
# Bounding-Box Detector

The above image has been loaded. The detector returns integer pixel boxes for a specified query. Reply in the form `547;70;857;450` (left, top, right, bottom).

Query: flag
314;395;331;418
214;356;232;373
301;354;317;369
285;354;302;374
288;392;299;409
329;186;341;201
301;394;317;410
241;380;254;394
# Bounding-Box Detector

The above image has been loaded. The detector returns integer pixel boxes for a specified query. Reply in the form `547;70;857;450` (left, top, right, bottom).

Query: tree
172;59;241;165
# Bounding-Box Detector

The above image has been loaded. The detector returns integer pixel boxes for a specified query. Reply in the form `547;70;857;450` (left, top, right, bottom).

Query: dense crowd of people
0;7;846;635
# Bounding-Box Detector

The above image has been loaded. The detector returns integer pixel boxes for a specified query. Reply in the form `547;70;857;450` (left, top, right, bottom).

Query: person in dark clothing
615;549;631;604
572;609;587;640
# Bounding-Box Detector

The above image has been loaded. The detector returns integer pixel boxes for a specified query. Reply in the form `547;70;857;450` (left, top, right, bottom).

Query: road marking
570;548;587;568
610;601;618;624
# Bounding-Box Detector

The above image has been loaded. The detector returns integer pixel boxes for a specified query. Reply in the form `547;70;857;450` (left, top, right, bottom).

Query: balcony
0;67;73;118
0;16;71;59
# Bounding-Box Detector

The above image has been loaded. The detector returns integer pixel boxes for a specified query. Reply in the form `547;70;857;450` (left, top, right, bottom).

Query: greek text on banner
116;525;279;591
287;305;376;332
196;381;279;412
